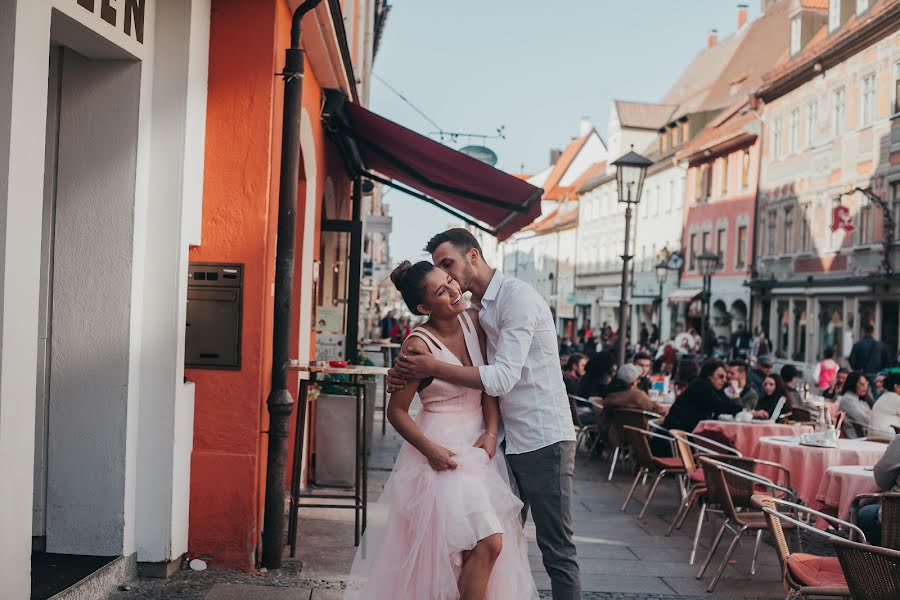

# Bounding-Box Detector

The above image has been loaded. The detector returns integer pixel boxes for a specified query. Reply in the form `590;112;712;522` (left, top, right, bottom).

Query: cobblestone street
108;390;787;600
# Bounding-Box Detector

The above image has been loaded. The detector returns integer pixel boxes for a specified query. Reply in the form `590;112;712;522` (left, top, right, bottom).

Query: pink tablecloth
693;421;813;458
815;465;879;520
756;436;886;507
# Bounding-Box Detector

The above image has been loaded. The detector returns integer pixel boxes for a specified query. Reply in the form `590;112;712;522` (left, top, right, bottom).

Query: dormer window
659;131;667;153
856;0;868;15
790;16;801;55
829;0;841;31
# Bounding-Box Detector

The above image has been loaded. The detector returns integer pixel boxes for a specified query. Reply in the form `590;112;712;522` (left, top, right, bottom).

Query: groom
388;228;581;599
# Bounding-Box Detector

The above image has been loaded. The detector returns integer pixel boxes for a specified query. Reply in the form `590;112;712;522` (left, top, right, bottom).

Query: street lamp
613;147;652;366
696;251;721;356
655;261;669;342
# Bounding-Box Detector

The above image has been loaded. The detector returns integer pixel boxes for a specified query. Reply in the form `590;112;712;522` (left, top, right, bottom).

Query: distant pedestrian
849;322;893;380
751;330;770;360
380;311;396;340
814;348;839;393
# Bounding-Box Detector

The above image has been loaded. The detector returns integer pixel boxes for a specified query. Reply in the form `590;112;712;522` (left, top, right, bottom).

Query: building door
33;48;63;541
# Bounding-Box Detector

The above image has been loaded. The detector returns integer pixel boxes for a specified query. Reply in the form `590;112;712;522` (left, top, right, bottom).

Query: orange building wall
189;0;355;569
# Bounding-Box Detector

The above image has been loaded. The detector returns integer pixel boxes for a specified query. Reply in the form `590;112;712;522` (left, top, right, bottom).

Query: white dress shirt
476;270;575;455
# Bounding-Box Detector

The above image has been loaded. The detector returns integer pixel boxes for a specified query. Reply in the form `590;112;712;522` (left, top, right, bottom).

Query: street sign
831;205;855;232
363;260;373;276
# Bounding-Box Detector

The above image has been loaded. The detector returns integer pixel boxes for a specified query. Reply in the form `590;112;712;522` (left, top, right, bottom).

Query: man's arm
873;437;900;491
475;290;538;397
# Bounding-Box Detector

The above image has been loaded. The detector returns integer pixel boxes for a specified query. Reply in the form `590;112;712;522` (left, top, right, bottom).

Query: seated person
857;434;900;546
724;360;758;410
632;352;653;393
655;360;765;455
839;371;874;438
563;353;587;396
824;368;849;400
603;364;666;415
869;372;900;436
756;374;792;420
779;364;804;409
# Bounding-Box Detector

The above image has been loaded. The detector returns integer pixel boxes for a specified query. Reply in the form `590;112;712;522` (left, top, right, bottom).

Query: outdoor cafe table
815;464;880;521
756;436;886;507
693;420;814;458
360;340;402;434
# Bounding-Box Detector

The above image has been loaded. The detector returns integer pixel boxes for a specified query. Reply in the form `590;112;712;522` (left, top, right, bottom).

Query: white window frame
834;88;846;136
789;109;800;153
856;0;869;15
861;73;876;127
773;117;783;159
829;0;841;32
807;101;818;146
790;17;801;55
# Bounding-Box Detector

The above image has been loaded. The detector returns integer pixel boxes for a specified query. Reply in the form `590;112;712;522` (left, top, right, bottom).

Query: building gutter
261;0;323;570
327;0;359;103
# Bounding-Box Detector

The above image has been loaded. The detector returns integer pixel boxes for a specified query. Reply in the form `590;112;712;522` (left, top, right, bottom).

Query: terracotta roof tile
760;0;899;97
614;101;677;130
569;161;608;192
678;101;758;159
541;131;592;196
800;0;828;9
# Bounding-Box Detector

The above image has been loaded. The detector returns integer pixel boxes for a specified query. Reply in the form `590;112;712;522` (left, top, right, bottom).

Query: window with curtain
700;164;711;201
792;301;807;362
716;228;726;269
702;231;711;254
819;301;845;360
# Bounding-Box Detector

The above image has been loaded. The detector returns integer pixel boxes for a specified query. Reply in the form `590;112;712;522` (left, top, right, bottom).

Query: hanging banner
831;205;855;233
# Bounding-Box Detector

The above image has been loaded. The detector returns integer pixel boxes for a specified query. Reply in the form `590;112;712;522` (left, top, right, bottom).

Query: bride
345;260;537;600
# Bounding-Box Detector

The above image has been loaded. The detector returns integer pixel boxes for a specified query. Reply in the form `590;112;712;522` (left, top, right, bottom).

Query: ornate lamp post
696;251;721;356
655;261;669;341
613;147;652;366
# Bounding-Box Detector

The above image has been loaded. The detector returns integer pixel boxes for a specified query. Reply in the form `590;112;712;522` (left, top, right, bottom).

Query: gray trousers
506;440;581;600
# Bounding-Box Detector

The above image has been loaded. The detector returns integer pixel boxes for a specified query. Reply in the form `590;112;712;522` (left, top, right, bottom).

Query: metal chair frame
696;459;797;592
605;408;661;481
619;426;683;520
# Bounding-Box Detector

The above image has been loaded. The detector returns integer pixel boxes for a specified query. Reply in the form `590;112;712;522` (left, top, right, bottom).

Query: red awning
322;92;542;241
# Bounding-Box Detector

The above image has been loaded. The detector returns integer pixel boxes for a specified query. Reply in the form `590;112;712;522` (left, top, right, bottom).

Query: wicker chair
831;537;900;600
568;394;599;454
605;408;659;481
752;494;854;599
619;425;684;519
850;492;900;551
696;458;797;592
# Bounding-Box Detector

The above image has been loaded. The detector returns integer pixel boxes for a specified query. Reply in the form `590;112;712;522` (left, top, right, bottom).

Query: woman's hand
473;432;497;459
753;410;769;419
423;443;458;472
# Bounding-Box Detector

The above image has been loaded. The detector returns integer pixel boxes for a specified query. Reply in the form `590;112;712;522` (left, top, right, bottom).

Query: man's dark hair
842;371;868;396
727;360;748;374
699;359;726;379
823;347;835;359
863;322;875;335
424;228;483;256
633;352;652;362
565;353;586;371
780;364;799;383
884;372;900;393
838;367;850;375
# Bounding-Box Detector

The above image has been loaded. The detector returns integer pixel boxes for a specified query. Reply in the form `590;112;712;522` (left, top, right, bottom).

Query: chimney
737;4;748;29
707;29;718;48
579;116;592;137
550;148;562;166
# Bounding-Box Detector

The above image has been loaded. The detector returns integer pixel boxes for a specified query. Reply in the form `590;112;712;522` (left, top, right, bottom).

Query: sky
371;0;762;262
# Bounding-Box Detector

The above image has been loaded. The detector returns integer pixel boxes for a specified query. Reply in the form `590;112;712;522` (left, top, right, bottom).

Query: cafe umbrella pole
261;0;322;570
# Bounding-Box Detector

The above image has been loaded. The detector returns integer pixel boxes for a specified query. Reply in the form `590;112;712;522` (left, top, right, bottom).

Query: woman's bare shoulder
465;307;482;328
401;332;431;354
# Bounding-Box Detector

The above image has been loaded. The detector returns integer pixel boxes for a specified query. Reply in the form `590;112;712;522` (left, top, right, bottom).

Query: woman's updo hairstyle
390;260;434;315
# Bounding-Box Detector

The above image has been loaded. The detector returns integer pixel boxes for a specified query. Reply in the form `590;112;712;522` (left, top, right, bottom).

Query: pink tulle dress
345;312;538;600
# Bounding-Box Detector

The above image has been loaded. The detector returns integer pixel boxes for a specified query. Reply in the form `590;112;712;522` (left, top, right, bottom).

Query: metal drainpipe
261;0;323;570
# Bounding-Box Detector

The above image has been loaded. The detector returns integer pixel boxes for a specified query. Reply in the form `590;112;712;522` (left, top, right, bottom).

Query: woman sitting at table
869;372;900;436
655;360;766;455
839;371;873;438
578;350;615;399
756;374;792;421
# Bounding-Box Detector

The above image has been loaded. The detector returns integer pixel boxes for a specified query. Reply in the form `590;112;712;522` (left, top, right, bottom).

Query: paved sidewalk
109;396;787;599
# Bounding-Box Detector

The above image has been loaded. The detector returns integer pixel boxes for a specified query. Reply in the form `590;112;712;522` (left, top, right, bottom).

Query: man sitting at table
654;360;766;455
748;355;773;397
857;434;900;546
725;360;758;410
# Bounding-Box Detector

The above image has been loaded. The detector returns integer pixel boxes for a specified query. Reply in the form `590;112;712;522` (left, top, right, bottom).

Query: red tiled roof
800;0;828;9
677;101;758;159
569;162;607;193
614;101;676;131
542;131;592;195
525;203;579;233
759;0;900;99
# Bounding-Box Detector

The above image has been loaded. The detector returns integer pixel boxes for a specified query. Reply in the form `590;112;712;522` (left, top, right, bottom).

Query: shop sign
316;306;344;333
831;205;855;233
316;334;346;361
75;0;146;44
